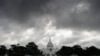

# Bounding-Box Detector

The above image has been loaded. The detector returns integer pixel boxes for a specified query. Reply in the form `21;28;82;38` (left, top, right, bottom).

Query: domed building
47;38;53;51
42;38;57;56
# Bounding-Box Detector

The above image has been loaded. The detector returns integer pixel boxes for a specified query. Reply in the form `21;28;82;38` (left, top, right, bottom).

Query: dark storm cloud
0;0;51;23
0;0;100;48
41;0;100;30
88;0;100;13
0;0;100;30
70;0;100;30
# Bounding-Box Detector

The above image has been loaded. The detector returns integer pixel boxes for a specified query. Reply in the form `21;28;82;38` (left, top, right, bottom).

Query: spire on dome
47;37;53;48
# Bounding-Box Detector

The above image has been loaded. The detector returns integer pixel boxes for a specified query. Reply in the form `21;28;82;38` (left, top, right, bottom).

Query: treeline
0;42;100;56
0;42;43;56
56;45;100;56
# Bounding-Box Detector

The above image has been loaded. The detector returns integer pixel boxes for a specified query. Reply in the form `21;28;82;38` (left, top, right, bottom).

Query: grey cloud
87;0;100;13
0;0;100;30
0;0;53;31
0;0;51;23
60;36;83;45
0;0;100;48
42;0;100;30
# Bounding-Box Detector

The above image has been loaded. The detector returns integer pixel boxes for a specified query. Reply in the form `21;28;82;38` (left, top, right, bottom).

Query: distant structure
42;38;57;56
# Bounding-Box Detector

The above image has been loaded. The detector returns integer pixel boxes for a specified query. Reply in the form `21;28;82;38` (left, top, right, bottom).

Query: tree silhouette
25;42;43;56
72;45;84;56
85;46;100;56
0;45;7;56
56;45;100;56
7;42;43;56
56;46;73;56
0;42;100;56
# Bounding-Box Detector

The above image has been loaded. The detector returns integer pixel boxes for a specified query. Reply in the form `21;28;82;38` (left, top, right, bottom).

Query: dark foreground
0;42;100;56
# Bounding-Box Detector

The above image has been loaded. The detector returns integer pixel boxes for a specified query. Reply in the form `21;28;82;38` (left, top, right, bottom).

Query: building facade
42;38;57;56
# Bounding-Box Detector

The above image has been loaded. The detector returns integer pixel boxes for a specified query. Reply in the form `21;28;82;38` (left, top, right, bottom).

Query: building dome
47;38;53;47
42;38;57;56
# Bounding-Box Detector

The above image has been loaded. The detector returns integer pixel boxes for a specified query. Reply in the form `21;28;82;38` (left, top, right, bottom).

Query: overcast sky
0;0;100;48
